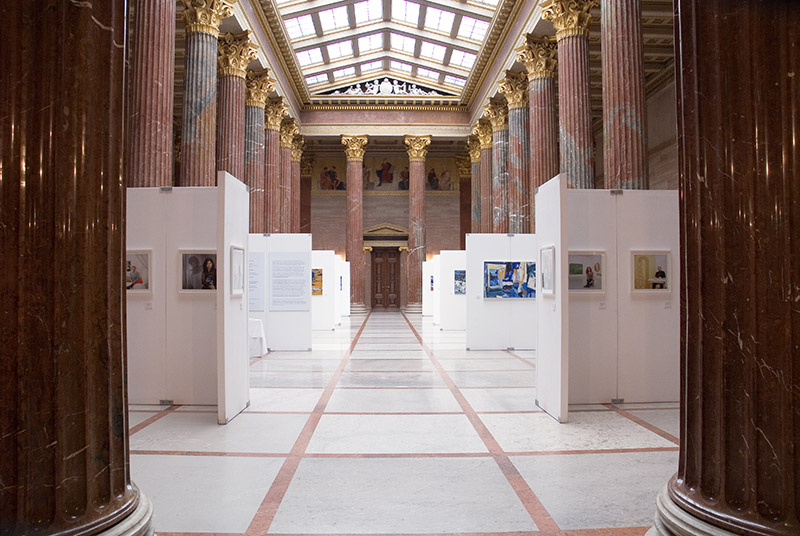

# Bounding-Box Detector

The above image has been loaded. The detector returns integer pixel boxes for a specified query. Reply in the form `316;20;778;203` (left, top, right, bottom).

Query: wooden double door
371;247;400;309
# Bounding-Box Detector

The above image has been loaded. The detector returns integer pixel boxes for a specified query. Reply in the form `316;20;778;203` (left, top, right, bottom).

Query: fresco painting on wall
314;155;459;192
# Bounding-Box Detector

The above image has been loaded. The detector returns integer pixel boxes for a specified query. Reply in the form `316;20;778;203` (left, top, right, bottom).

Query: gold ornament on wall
245;69;275;107
404;135;432;161
181;0;235;37
472;120;493;149
497;71;529;109
484;100;508;132
265;97;287;131
540;0;598;40
516;35;558;80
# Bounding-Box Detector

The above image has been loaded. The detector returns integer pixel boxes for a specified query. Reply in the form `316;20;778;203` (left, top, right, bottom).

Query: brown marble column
342;135;369;310
178;0;234;186
601;0;648;189
244;69;274;233
485;101;509;233
473;120;493;233
517;35;559;230
299;154;314;233
404;136;431;310
456;156;471;249
290;135;304;233
542;0;597;189
498;72;531;233
467;136;482;233
649;2;800;536
216;31;257;181
127;0;175;187
1;1;153;534
279;118;298;233
265;98;287;233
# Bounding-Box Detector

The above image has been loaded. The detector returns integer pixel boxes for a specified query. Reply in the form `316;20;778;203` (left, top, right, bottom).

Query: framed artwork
631;251;670;293
483;261;536;298
540;246;555;296
454;269;466;295
230;245;245;296
179;251;217;292
311;268;323;295
568;251;605;293
430;275;434;291
125;250;152;294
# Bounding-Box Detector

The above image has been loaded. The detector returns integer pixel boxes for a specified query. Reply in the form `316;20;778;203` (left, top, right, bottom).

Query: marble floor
129;311;679;536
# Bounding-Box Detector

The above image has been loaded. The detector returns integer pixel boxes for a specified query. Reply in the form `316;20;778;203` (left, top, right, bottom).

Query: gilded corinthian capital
341;135;369;161
181;0;236;37
280;118;299;148
540;0;598;40
484;101;508;132
404;135;431;161
466;136;481;163
218;31;258;78
245;69;275;108
265;98;287;131
497;71;529;109
516;35;558;80
455;156;471;178
291;135;305;162
472;120;493;149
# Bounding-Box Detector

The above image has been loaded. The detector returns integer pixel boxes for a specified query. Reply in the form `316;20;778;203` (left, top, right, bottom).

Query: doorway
371;247;400;309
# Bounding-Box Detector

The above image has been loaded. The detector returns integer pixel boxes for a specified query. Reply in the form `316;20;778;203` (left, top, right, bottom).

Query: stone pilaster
265;97;287;233
404;135;431;309
473;120;494;233
342;135;369;309
178;0;235;186
216;31;257;181
299;154;314;233
1;2;153;533
279;117;298;233
541;0;598;189
290;135;304;233
244;69;274;233
456;155;472;249
467;136;482;234
127;0;175;187
485;100;509;233
601;0;648;189
498;71;531;233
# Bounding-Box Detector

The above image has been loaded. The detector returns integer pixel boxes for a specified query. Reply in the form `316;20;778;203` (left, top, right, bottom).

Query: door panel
372;248;400;309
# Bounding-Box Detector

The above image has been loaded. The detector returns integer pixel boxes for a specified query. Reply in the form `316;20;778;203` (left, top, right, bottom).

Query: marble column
299;154;314;233
279;117;298;233
265;98;287;233
405;135;432;309
244;69;274;233
456;156;472;249
127;0;175;187
178;0;234;186
517;35;559;230
485;101;509;233
473;120;494;233
216;31;257;181
542;0;597;189
498;71;531;233
601;0;648;189
1;2;153;534
342;135;369;310
649;2;800;536
290;136;304;233
467;136;482;233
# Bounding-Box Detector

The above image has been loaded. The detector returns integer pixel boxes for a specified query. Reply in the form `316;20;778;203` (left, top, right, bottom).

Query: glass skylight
306;73;329;85
473;0;499;6
361;60;383;72
284;14;316;40
444;75;466;86
392;0;420;25
419;41;446;61
354;0;383;24
327;40;354;60
424;7;455;33
296;48;323;66
333;66;356;79
390;60;413;73
390;33;416;54
458;16;490;41
358;33;383;53
449;49;476;68
318;6;349;32
417;68;439;80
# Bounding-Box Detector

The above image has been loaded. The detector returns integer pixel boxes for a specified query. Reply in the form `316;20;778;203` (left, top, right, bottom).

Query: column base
402;303;422;314
350;303;370;315
99;486;154;536
647;484;737;536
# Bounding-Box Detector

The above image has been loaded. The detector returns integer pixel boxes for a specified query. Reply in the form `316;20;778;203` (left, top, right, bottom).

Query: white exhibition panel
422;260;434;316
432;255;441;325
311;250;338;331
465;234;538;350
336;259;351;318
439;250;467;331
535;175;569;423
216;172;250;424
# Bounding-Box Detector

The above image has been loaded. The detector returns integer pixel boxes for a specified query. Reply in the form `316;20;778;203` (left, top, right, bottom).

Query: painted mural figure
376;159;394;185
427;168;439;190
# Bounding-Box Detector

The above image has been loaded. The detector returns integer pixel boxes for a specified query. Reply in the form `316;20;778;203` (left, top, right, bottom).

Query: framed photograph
568;251;605;293
454;269;466;295
540;246;555;296
311;268;323;296
126;250;152;294
483;261;536;298
631;251;671;293
230;245;245;296
179;250;217;293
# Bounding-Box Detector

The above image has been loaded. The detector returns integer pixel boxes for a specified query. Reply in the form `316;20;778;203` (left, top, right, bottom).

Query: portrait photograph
126;250;151;294
631;251;670;293
568;252;605;293
180;251;217;292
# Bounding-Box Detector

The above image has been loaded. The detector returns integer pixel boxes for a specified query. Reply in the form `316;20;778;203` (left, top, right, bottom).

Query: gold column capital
280;117;299;148
218;31;258;78
363;246;374;252
484;101;508;132
497;71;529;109
404;135;431;161
455;155;471;178
245;69;275;107
291;135;305;162
540;0;598;40
265;97;287;131
516;35;558;80
181;0;236;37
466;136;482;163
398;246;409;253
341;135;369;161
472;120;493;149
300;154;315;177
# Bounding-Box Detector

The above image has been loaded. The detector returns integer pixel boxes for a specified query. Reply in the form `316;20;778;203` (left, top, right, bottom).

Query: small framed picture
540;246;555;296
454;269;466;295
230;245;245;297
568;251;605;294
631;250;670;294
311;268;323;296
125;250;152;295
179;250;217;293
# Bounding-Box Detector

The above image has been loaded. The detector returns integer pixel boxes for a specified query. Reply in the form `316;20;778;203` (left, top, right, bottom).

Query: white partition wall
465;234;538;350
422;260;434;316
439;250;467;331
431;255;441;325
311;250;337;331
535;175;569;423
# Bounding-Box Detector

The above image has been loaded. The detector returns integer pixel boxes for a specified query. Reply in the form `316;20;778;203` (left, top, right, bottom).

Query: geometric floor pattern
129;311;679;535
